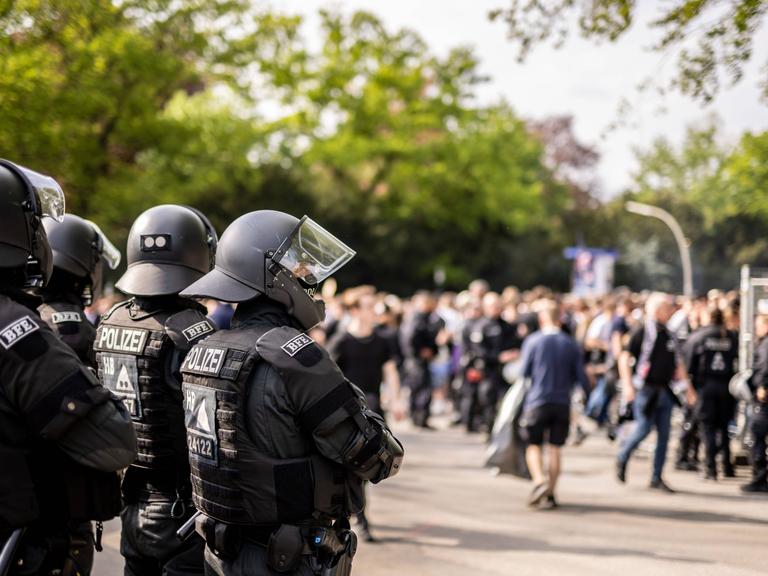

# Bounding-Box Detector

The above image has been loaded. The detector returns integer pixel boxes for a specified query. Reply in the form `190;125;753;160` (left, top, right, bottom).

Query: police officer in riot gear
0;159;137;575
742;314;768;493
684;305;738;480
178;210;404;576
38;214;121;365
32;214;124;574
94;205;218;576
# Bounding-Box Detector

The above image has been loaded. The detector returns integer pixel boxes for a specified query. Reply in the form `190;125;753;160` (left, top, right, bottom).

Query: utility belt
194;514;357;574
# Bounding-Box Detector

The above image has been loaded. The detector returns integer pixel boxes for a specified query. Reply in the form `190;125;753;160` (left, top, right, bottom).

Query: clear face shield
15;165;66;222
273;216;356;286
87;220;121;270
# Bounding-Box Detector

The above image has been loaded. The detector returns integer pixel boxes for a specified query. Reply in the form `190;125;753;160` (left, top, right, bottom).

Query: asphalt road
94;418;768;575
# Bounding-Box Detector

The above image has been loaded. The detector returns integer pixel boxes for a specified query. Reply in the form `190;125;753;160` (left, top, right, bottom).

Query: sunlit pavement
95;417;768;575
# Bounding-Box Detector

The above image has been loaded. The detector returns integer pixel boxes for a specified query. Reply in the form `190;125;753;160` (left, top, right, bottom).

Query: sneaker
527;483;550;507
541;494;559;509
616;460;627;484
674;461;698;472
741;480;768;493
723;467;736;479
703;470;717;481
649;478;676;493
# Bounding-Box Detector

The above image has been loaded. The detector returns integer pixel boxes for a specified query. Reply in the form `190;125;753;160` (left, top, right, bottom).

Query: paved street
95;419;768;575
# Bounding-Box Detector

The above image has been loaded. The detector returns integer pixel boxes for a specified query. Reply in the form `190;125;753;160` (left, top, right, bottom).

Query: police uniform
94;297;215;576
0;289;137;575
400;311;443;429
685;324;738;478
181;300;400;576
177;210;403;576
38;294;96;366
743;336;768;491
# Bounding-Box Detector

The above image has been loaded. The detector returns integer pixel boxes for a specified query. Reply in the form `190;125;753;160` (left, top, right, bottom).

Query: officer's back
179;210;403;576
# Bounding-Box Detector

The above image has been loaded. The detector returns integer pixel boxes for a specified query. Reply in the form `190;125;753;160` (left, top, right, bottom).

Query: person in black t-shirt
329;292;403;542
617;293;697;493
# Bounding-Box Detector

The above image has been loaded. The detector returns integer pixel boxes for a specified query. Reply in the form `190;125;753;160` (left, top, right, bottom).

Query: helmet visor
17;166;65;222
87;220;121;270
274;216;355;285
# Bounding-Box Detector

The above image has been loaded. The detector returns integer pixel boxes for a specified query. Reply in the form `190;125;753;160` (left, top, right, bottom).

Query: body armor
693;326;737;383
0;293;115;530
94;299;214;470
181;326;359;526
38;298;95;367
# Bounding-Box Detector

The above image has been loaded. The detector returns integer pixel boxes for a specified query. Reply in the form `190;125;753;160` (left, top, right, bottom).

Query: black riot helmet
0;159;66;287
181;210;355;330
42;214;122;304
116;204;217;297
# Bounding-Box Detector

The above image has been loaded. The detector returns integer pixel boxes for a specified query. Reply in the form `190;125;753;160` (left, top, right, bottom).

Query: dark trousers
750;404;768;482
121;498;204;576
676;405;701;464
406;360;432;427
697;380;735;474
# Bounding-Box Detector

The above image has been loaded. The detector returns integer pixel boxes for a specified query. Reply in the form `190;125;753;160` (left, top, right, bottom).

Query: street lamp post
625;200;693;297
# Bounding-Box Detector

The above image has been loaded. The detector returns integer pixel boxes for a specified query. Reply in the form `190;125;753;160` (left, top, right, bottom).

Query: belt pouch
267;525;303;572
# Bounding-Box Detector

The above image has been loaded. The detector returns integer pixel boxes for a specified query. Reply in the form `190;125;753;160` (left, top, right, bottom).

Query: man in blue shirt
519;300;589;508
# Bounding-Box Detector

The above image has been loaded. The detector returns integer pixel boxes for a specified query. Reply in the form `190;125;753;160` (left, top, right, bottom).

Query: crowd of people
153;279;764;513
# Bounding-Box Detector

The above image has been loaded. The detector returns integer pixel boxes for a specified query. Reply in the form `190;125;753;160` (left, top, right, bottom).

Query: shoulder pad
101;300;131;322
165;309;216;350
256;326;327;370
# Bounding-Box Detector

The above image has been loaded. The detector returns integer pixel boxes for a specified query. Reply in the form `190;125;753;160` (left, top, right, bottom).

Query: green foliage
610;120;768;291
490;0;768;103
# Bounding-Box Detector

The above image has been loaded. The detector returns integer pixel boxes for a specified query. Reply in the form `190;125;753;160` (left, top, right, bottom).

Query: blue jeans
617;386;675;481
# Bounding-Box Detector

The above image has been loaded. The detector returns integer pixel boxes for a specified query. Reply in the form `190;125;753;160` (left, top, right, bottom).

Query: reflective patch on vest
51;311;82;324
182;346;226;376
704;338;733;352
0;315;40;349
281;333;315;357
182;320;214;342
183;383;218;464
100;353;142;420
95;326;149;354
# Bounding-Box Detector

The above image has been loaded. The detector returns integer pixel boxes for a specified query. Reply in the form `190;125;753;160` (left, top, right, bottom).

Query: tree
489;1;768;103
613;120;768;290
0;1;297;213
256;10;565;291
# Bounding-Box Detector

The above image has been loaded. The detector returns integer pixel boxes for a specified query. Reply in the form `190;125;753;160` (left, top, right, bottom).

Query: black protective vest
0;293;118;531
181;326;353;526
38;299;96;367
94;300;214;470
695;327;738;383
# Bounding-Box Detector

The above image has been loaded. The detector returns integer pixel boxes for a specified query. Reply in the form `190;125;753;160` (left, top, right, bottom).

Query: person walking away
519;301;589;508
742;314;768;492
329;292;404;541
684;305;738;480
616;293;697;493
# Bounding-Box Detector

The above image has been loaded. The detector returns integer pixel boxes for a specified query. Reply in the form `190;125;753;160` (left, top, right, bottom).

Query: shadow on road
554;502;768;526
372;522;707;564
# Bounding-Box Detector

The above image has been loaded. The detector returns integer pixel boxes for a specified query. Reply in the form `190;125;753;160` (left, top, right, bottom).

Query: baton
176;511;202;542
0;528;25;576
